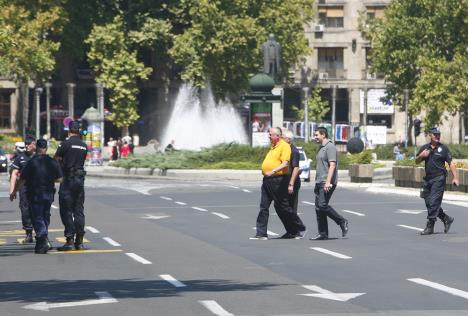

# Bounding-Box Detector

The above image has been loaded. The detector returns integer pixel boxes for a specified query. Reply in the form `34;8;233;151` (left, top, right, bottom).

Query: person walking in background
121;142;130;158
311;127;348;240
416;127;457;235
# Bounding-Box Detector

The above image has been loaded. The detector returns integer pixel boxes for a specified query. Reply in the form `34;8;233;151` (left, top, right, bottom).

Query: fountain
160;83;248;151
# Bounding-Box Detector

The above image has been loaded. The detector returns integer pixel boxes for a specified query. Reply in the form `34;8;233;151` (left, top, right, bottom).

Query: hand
9;191;16;201
324;182;333;192
453;178;459;187
288;184;294;194
419;149;430;158
265;171;275;177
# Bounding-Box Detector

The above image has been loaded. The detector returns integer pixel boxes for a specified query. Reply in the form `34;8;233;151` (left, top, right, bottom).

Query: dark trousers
19;187;33;231
28;191;53;238
423;176;448;222
314;183;345;236
59;176;85;237
288;179;306;231
256;176;304;236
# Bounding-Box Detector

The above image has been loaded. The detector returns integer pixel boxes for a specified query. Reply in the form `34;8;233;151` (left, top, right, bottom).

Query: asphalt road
1;175;468;315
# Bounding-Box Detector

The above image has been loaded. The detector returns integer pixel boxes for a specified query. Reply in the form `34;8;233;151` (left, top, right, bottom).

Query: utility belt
64;168;86;177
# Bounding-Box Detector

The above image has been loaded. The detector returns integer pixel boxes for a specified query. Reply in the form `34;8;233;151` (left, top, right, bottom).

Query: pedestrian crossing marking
0;239;5;245
16;238;35;244
55;237;90;243
0;228;62;235
49;249;123;254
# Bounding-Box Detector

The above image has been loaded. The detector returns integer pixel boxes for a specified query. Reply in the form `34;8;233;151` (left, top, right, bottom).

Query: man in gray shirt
311;127;348;240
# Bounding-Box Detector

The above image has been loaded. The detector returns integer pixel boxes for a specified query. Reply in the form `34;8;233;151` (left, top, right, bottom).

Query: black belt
263;174;286;180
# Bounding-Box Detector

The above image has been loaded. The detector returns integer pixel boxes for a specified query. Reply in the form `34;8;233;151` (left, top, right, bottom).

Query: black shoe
443;216;454;233
74;233;85;250
22;230;34;244
249;235;268;240
421;220;435;235
46;238;53;251
280;232;296;239
57;236;74;251
310;234;328;240
340;220;349;237
34;237;49;254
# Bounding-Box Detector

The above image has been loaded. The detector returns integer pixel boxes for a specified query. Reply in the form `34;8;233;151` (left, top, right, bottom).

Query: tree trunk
18;81;30;138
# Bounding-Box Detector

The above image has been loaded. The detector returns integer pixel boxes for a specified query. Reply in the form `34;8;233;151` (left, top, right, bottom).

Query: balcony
317;68;347;80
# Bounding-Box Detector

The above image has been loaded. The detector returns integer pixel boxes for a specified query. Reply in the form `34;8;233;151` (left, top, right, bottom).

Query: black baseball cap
24;136;36;145
36;139;48;149
69;120;81;131
428;127;441;134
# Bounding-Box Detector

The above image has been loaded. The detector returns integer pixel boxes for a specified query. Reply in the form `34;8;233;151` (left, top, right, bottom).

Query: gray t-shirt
315;141;338;184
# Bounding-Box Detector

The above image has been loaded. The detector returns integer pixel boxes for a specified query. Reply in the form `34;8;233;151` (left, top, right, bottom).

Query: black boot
443;215;454;233
340;219;349;237
22;230;34;244
35;237;49;254
57;236;74;251
421;220;435;235
74;233;85;250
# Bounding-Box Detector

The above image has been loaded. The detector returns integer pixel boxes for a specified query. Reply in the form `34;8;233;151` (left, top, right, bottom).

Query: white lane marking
0;220;21;224
85;226;100;234
396;209;425;214
226;185;239;189
103;237;121;247
0;192;9;198
160;196;173;201
251;227;279;236
299;285;365;301
125;253;152;264
51;204;59;209
23;291;117;311
211;212;230;219
310;247;352;259
175;201;187;206
446;201;468;208
160;274;187;288
242;189;251;193
397;224;423;232
342;210;365;217
199;300;234;316
142;214;170;220
302;201;315;205
408;278;468;300
192;206;208;212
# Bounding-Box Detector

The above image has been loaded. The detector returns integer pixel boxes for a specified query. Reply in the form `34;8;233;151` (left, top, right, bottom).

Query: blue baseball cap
36;139;48;149
428;127;441;134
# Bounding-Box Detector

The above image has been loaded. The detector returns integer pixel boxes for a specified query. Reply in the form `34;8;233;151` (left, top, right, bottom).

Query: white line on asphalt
199;300;234;316
251;227;279;236
302;201;315;205
0;192;9;198
103;237;121;247
310;247;352;259
23;291;118;311
125;253;152;264
211;212;230;219
160;196;173;201
175;201;187;205
342;210;365;217
408;278;468;300
192;206;208;212
396;209;425;214
242;189;251;193
85;226;100;234
227;185;239;189
0;220;21;224
160;274;187;288
51;204;59;209
397;224;423;232
142;214;170;220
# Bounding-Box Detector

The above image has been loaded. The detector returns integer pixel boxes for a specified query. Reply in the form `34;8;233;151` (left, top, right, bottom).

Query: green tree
292;88;329;122
365;0;467;130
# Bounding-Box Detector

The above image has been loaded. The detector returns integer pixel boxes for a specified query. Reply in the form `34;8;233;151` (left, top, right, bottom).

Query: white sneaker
249;235;268;240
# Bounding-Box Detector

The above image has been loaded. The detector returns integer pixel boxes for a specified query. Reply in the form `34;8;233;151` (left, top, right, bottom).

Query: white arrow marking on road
103;237;121;247
242;189;251;193
397;224;423;232
310;247;352;259
175;201;187;206
125;253;152;264
199;300;234;316
396;210;425;214
141;214;170;220
408;278;468;300
85;226;100;234
160;274;187;288
251;227;279;236
211;212;230;219
299;285;365;302
192;206;208;212
23;291;118;311
160;196;173;201
51;204;58;209
342;210;365;217
302;201;315;205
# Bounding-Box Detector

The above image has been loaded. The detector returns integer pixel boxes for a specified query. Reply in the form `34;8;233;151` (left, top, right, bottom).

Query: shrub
348;150;373;164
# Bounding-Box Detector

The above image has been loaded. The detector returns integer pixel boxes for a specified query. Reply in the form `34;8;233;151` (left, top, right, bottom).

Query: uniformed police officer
9;136;36;243
55;121;88;251
11;139;63;253
416;127;458;235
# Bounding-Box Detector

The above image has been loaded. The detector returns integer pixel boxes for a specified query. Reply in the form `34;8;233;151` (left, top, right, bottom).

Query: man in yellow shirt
251;127;306;240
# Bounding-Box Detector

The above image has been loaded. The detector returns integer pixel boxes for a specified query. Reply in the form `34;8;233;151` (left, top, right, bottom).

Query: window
367;114;392;129
318;48;344;70
0;92;11;128
318;6;344;28
366;6;385;21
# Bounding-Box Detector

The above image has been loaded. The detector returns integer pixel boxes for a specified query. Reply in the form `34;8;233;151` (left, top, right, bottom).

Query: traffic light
414;119;422;137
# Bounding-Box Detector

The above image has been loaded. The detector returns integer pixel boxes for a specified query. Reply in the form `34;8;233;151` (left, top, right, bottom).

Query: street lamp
66;83;76;119
331;85;338;143
303;86;310;143
95;83;105;155
44;82;52;138
34;87;43;140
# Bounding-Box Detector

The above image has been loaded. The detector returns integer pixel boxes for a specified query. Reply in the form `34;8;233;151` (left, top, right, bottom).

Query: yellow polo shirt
261;139;291;176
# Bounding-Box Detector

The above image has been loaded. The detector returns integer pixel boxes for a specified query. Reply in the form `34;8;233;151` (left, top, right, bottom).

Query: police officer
416;127;458;235
9;136;36;243
11;139;63;253
55;121;88;251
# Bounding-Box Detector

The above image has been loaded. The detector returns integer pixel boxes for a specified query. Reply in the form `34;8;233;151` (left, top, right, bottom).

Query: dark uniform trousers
59;175;85;237
423;175;448;222
314;183;345;236
19;187;33;231
256;175;304;236
28;190;54;238
288;178;306;231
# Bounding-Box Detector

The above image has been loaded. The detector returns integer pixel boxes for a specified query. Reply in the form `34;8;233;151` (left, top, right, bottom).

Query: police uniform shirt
289;144;301;183
55;136;87;171
21;155;63;192
10;152;33;175
417;142;452;180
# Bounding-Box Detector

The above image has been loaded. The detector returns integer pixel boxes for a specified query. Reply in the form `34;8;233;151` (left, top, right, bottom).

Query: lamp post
404;88;409;148
45;82;52;138
331;85;337;143
96;83;105;154
34;87;43;140
303;86;310;143
66;83;76;119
